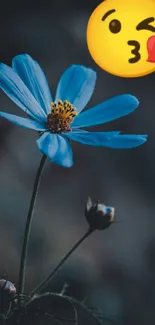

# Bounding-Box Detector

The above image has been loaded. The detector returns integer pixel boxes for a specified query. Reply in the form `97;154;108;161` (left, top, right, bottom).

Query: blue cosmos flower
0;54;147;167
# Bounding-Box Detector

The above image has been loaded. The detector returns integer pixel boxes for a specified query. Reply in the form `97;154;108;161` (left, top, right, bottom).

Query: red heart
147;36;155;62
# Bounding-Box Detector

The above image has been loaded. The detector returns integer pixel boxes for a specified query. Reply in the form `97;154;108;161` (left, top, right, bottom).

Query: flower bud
0;279;16;296
85;197;115;231
0;279;16;312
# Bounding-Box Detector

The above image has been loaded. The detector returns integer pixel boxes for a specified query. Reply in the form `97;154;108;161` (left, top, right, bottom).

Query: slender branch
30;228;94;296
18;154;46;305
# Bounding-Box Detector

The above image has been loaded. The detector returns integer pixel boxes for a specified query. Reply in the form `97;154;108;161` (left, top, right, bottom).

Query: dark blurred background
0;0;155;324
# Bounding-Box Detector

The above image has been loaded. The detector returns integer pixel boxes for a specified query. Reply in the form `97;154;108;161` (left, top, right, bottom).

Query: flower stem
18;154;46;305
30;228;94;297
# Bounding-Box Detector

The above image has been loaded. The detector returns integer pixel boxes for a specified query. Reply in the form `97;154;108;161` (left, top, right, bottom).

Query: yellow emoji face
87;0;155;78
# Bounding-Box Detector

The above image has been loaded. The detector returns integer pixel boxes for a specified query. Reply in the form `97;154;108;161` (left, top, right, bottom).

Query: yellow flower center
47;100;77;133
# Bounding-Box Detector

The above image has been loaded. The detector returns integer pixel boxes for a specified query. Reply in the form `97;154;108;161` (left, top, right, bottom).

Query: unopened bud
85;197;115;231
0;279;16;313
0;279;16;297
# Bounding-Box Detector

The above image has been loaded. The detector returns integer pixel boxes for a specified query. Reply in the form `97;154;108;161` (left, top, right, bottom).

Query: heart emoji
147;36;155;62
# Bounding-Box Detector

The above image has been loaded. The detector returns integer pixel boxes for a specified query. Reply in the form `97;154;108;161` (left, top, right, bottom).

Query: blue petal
105;206;112;214
71;95;139;128
36;132;73;167
12;54;53;115
66;130;147;148
0;111;47;131
0;63;47;122
102;134;148;148
55;65;96;114
65;130;120;145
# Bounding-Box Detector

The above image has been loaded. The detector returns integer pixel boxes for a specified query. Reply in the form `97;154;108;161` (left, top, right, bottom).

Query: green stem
30;228;94;297
18;154;46;305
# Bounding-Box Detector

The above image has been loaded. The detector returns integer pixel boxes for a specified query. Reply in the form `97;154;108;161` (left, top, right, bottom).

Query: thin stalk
30;228;94;296
18;154;46;305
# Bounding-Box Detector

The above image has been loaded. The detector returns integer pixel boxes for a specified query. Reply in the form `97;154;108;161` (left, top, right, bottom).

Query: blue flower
0;54;147;167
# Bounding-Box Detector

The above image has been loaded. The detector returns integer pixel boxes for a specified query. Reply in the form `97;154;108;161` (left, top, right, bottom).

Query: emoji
86;0;155;78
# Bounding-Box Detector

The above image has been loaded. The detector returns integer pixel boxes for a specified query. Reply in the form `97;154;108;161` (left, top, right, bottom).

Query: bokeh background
0;0;155;324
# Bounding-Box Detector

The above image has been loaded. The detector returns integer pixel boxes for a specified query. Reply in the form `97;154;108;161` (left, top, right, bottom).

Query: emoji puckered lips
147;35;155;62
